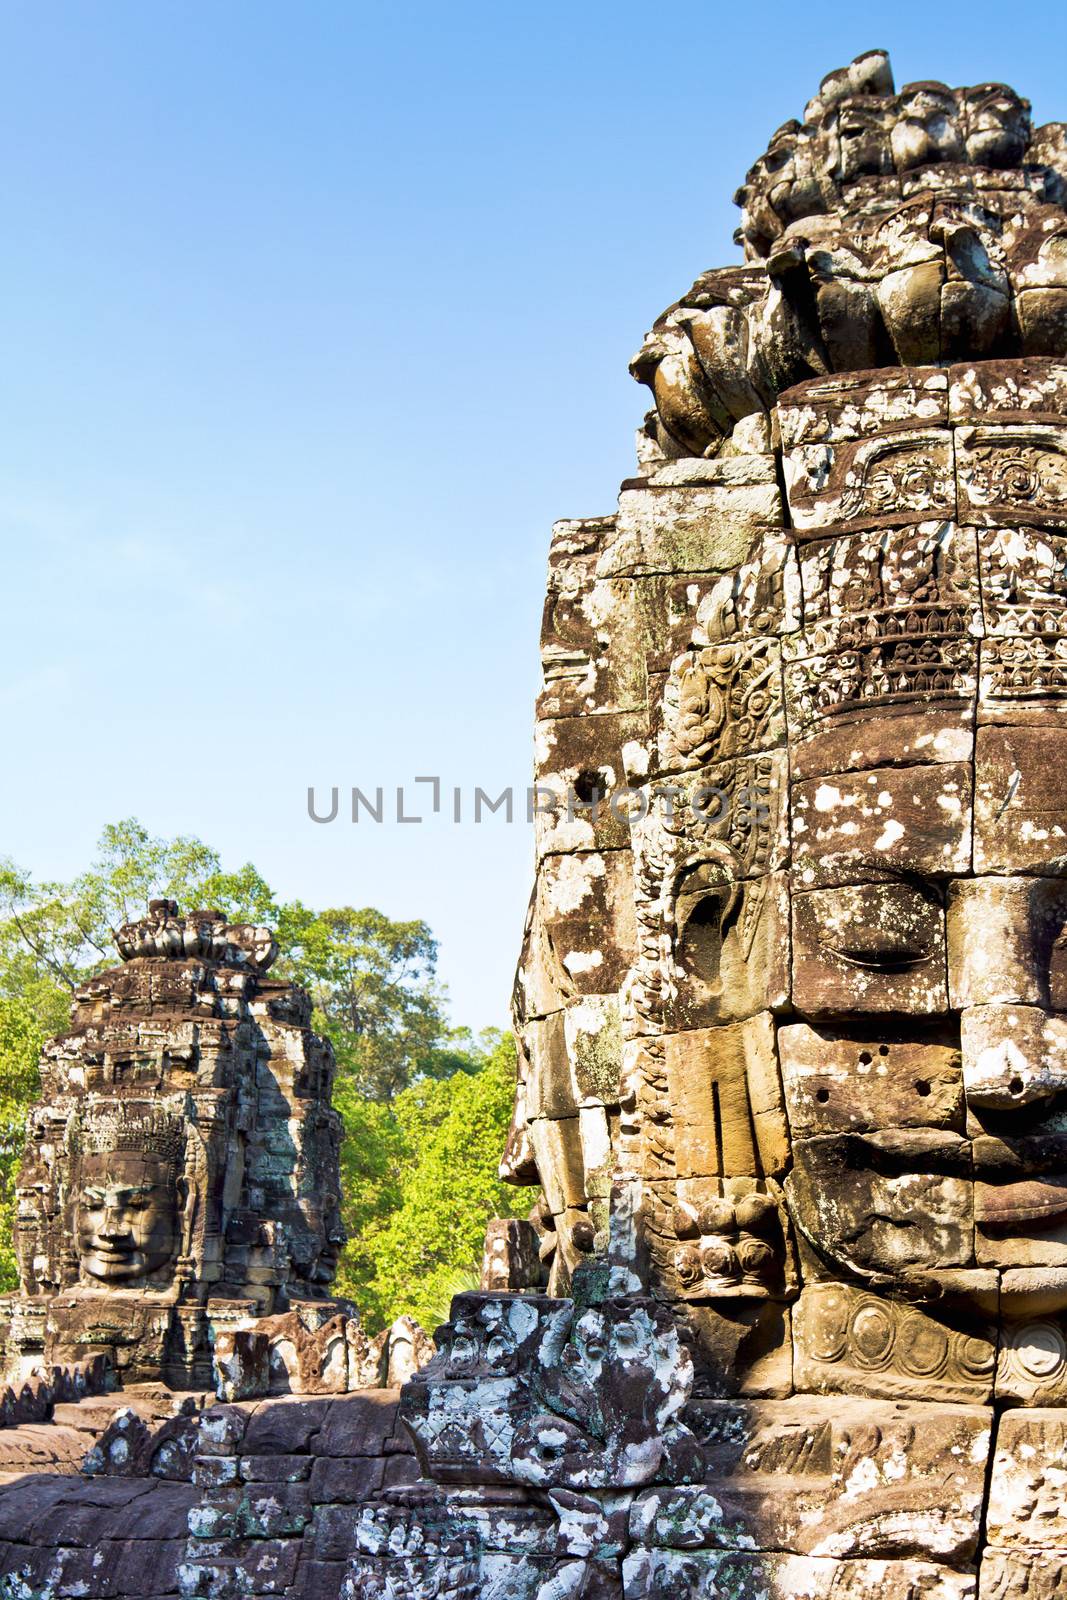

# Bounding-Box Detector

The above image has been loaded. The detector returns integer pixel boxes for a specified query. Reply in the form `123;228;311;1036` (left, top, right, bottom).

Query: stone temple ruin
4;44;1067;1600
1;900;348;1391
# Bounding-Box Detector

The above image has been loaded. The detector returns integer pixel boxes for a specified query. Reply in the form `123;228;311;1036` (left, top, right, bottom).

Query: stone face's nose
99;1206;133;1242
961;1004;1067;1110
947;878;1067;1011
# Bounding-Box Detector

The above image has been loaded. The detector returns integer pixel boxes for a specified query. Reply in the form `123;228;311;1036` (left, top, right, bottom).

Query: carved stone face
960;84;1030;167
891;84;963;170
76;1152;180;1284
760;368;1067;1325
304;1193;345;1285
520;310;1067;1398
779;732;1067;1314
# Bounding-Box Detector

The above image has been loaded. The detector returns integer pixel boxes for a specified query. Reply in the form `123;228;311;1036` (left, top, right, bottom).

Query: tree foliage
0;998;45;1291
336;1031;531;1331
0;820;534;1318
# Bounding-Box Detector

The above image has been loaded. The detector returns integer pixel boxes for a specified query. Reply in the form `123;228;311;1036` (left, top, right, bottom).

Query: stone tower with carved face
395;49;1067;1600
506;45;1067;1406
1;900;345;1388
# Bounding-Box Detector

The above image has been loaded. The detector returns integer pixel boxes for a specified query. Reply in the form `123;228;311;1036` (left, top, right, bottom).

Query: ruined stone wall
0;1389;417;1600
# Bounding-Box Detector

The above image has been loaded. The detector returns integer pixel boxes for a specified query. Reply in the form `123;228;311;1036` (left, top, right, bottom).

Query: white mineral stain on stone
623;740;649;778
564;950;604;976
842;1456;882;1497
548;854;605;912
875;819;906;850
534;724;557;764
814;784;844;812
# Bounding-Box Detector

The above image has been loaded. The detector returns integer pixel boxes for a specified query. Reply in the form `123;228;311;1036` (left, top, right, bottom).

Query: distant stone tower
1;899;345;1387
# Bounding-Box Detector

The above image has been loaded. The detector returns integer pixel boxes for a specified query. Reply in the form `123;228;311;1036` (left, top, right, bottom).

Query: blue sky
2;0;1066;1028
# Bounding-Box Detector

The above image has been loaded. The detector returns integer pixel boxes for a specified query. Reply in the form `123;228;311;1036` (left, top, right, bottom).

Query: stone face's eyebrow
80;1184;154;1201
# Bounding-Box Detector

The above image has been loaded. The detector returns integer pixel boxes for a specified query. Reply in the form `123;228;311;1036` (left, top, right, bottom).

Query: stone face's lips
974;1176;1067;1226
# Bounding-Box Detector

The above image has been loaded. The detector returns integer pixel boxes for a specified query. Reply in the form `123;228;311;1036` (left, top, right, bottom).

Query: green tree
0;819;531;1324
0;998;45;1291
347;1031;535;1332
276;904;465;1099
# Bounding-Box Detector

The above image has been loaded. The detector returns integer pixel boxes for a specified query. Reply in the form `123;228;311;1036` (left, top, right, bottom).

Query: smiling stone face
771;366;1067;1340
70;1109;185;1289
76;1149;181;1285
507;356;1067;1404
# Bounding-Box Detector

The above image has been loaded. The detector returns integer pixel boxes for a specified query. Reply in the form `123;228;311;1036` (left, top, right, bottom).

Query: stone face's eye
830;930;933;971
816;882;940;970
792;879;949;1017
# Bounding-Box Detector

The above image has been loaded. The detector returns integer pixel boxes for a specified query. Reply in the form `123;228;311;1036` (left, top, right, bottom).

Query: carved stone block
785;636;977;739
538;521;669;719
974;726;1067;872
624;1552;976;1599
793;1281;996;1403
648;637;785;775
978;1551;1067;1600
526;1116;592;1217
778;369;949;450
987;1409;1067;1549
794;520;981;658
957;423;1067;525
948;878;1067;1008
523;997;622;1120
791;880;948;1016
787;1135;974;1277
783;428;956;532
638;1394;990;1558
534;711;647;858
949;358;1067;425
664;868;791;1033
996;1315;1067;1405
480;1220;542;1293
601;465;784;577
778;1022;963;1137
533;848;636;997
977;525;1067;638
792;762;972;886
664;536;801;647
789;708;974;783
664;1016;789;1182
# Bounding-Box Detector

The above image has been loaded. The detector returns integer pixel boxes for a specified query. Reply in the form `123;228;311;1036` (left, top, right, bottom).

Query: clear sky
2;0;1066;1029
